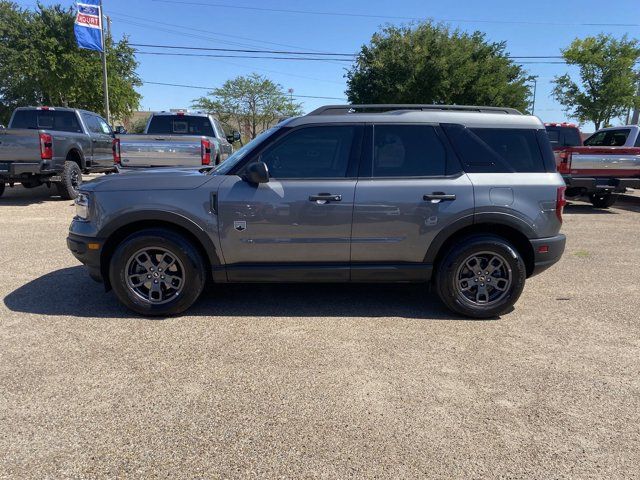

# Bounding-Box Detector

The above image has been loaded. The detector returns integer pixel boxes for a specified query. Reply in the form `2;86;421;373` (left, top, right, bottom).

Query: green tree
0;1;141;124
192;73;302;139
552;34;640;130
346;22;533;112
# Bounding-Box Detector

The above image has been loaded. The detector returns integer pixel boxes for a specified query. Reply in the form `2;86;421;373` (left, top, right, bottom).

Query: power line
130;43;565;60
150;0;640;27
135;51;353;62
130;43;355;57
135;50;567;65
141;80;346;100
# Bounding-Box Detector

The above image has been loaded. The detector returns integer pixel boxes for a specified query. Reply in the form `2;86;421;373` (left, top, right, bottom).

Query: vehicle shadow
563;202;618;215
3;266;479;321
0;184;66;206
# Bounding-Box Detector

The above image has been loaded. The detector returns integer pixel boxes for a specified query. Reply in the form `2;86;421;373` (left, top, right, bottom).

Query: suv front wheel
109;229;206;316
436;235;526;318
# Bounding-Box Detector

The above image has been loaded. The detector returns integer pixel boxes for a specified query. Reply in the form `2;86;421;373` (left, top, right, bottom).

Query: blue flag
74;1;103;52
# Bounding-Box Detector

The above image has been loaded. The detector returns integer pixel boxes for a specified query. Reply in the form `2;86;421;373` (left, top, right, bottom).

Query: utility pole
531;78;537;116
631;75;640;125
100;0;110;125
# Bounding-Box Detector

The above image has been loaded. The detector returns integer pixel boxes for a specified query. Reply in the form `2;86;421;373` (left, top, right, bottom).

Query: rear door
351;124;474;280
216;124;362;281
213;119;233;161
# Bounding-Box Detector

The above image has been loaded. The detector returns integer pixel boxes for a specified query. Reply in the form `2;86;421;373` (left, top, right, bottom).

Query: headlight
75;193;90;220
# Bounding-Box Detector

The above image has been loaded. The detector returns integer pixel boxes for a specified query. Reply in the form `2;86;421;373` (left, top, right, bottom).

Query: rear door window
584;129;630;147
443;125;546;173
147;115;215;136
372;124;447;177
82;114;103;134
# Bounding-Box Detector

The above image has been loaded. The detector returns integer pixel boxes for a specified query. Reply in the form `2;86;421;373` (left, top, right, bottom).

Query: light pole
100;0;110;124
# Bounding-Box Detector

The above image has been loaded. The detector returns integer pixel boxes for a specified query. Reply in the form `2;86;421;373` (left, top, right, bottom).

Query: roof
287;108;544;130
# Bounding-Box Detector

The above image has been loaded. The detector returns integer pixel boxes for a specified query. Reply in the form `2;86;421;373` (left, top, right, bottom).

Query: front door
216;124;362;282
351;124;474;279
83;114;113;168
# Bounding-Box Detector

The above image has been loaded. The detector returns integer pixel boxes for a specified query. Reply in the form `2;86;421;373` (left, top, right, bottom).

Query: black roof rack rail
306;104;522;116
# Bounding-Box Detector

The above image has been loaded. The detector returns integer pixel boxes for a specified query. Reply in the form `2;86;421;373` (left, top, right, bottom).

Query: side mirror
227;131;241;143
114;125;127;135
244;161;269;184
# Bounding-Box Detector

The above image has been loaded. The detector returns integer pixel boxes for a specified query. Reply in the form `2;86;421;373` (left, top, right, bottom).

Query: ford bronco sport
67;104;566;318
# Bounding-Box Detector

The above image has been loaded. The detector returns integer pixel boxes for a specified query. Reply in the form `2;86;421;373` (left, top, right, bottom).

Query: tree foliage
192;73;302;139
552;34;640;130
346;22;533;112
0;1;141;124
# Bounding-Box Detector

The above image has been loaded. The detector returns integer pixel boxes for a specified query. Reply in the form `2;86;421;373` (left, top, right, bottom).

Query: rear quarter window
442;125;547;173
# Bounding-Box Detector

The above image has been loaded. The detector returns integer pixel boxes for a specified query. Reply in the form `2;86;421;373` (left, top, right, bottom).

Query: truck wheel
109;229;206;316
55;161;82;200
589;193;617;208
435;235;526;319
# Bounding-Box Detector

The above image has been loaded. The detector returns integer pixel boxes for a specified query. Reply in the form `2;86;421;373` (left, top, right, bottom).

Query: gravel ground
1;182;639;479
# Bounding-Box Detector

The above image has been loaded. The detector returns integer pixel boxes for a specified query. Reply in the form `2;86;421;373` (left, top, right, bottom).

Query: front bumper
529;234;566;277
67;233;104;283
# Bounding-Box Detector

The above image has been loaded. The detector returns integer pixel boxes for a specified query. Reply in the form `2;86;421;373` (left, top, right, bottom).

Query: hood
81;167;219;192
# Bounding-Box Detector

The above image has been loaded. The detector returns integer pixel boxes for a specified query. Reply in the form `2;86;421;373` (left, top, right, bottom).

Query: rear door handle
423;192;456;202
309;193;342;204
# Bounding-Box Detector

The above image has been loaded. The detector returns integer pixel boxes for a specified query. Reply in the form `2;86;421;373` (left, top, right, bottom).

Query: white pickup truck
116;112;240;168
583;125;640;148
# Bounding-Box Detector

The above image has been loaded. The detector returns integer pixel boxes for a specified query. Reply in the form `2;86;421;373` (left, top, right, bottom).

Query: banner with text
74;1;103;52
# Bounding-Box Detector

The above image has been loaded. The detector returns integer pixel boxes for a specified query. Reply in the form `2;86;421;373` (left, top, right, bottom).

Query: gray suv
67;105;566;318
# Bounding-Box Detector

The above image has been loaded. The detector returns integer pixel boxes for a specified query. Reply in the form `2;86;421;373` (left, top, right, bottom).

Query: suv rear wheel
109;229;206;316
436;235;526;318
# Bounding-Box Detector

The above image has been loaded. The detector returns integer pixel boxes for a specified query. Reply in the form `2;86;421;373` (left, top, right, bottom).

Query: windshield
210;127;280;175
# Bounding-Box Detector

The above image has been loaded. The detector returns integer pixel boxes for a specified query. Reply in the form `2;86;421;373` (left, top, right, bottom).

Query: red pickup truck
545;123;640;208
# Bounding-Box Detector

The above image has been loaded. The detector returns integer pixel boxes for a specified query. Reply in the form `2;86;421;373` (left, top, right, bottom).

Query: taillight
556;186;567;223
557;150;571;174
201;138;211;165
39;133;53;160
112;138;121;164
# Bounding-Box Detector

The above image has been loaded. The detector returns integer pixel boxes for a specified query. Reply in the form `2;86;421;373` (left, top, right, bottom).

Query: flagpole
100;0;110;125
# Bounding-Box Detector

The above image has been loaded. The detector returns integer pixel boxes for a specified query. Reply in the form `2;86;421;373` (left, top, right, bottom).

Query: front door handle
309;193;342;204
423;192;456;203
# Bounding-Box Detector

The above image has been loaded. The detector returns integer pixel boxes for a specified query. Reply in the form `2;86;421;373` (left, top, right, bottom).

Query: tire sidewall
109;230;206;316
437;235;526;318
57;161;83;200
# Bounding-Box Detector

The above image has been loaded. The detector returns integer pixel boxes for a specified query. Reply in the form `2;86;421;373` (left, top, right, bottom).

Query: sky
15;0;640;130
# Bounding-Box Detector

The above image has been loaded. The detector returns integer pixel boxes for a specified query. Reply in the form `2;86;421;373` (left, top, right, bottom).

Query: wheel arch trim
98;210;222;267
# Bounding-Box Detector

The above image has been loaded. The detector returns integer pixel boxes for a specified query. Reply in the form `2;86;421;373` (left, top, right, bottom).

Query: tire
109;229;206;316
55;161;82;200
589;193;617;208
0;182;5;198
435;235;526;319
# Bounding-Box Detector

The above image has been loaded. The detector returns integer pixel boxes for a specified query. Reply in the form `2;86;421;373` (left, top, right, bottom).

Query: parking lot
1;183;639;478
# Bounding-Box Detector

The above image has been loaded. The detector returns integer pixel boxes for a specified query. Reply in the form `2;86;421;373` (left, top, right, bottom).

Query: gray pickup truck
0;107;115;199
117;112;240;168
68;104;566;319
